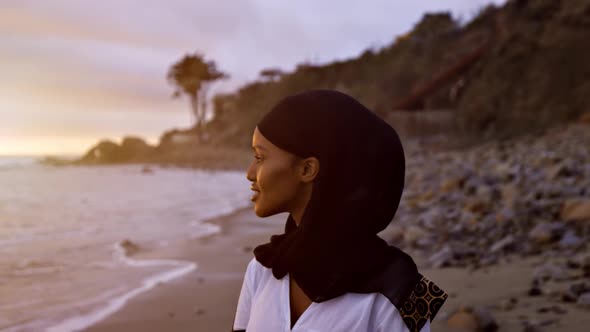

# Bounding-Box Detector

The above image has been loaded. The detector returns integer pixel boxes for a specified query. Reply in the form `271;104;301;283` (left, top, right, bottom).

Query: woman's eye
254;156;263;163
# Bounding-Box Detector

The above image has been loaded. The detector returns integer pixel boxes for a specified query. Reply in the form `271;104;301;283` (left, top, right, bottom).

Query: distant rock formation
78;136;155;164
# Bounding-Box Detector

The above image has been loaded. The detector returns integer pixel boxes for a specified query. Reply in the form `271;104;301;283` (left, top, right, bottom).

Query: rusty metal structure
393;11;506;111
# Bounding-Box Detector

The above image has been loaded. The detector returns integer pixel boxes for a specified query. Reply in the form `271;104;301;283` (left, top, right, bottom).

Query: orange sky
0;0;505;156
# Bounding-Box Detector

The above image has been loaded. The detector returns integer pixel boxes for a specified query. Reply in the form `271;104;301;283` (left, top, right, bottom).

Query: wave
44;241;197;332
0;156;39;170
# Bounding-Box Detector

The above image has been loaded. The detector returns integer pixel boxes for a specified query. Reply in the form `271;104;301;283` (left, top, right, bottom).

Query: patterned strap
398;275;448;332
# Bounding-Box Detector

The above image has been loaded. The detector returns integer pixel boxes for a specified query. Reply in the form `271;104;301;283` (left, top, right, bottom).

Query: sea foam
44;241;197;332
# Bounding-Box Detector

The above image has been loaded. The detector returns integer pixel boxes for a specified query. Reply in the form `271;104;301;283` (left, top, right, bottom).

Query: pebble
577;292;590;308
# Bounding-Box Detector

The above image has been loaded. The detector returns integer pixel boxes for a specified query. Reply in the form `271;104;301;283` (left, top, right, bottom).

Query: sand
83;207;589;332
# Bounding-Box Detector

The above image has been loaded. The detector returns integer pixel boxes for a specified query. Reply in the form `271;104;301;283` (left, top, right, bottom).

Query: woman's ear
300;157;320;183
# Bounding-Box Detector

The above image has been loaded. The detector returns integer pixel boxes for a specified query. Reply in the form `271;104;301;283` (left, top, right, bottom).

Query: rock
418;190;435;202
490;235;516;253
119;239;140;256
80;140;123;164
478;255;499;267
528;222;562;244
447;308;479;331
577;292;590;308
545;160;579;180
193;307;206;315
428;245;454;268
536;305;567;315
560;199;590;222
79;136;157;165
459;210;478;229
570;253;590;270
403;225;430;246
440;177;463;193
120;136;153;159
474;307;499;332
492;162;514;181
570;282;590;296
499;297;518;311
529;284;543;297
578;112;590;123
500;183;519;208
476;185;495;202
541;281;567;299
463;197;490;214
494;207;516;225
522;320;543;332
559;230;583;249
447;306;498;332
415;236;436;248
533;263;569;282
383;224;404;244
562;289;578;303
39;156;72;166
419;209;443;230
141;166;154;174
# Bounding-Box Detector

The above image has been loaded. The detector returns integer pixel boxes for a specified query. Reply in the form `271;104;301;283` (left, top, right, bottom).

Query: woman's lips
250;189;260;201
251;191;259;201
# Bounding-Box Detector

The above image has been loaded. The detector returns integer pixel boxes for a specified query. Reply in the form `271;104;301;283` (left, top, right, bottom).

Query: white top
233;257;431;332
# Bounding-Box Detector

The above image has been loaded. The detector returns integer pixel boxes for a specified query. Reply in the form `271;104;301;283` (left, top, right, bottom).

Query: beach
5;120;589;332
82;206;589;332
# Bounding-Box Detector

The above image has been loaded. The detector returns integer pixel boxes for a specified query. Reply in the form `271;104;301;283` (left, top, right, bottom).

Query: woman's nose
246;161;256;182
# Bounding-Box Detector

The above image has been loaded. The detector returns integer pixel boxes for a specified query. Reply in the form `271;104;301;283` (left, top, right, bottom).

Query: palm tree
167;53;228;141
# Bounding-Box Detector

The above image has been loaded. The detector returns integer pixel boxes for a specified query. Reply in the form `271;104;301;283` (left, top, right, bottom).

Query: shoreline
82;205;286;332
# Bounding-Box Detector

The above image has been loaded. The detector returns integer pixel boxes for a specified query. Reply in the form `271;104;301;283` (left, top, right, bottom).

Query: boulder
79;140;123;163
528;222;563;244
120;136;154;160
490;235;517;253
447;306;498;332
561;199;590;222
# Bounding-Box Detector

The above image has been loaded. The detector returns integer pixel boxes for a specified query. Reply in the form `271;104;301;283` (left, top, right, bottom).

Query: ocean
0;156;252;331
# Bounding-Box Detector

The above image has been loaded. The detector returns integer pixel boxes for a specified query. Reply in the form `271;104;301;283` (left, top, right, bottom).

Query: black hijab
252;90;446;331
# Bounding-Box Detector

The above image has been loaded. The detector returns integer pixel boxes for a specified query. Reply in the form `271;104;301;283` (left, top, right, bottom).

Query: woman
232;90;447;332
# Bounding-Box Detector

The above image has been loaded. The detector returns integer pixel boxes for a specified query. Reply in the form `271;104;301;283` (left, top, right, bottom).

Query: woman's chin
253;204;276;218
253;204;267;217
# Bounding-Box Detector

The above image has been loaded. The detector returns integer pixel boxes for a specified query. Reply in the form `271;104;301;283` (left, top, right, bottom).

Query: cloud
2;0;507;87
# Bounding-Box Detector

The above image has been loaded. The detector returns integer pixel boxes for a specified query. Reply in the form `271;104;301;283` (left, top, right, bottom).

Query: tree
167;53;228;140
259;67;285;82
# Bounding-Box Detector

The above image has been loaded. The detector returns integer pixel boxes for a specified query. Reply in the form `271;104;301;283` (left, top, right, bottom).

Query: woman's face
246;127;308;218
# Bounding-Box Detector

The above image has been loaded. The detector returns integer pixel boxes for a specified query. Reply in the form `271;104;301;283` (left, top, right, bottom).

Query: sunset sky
0;0;505;156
